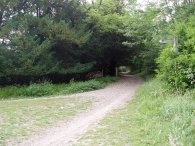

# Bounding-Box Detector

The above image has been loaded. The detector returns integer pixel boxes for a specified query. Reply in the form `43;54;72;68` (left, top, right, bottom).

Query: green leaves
157;47;195;90
86;0;125;33
0;0;193;86
0;12;92;77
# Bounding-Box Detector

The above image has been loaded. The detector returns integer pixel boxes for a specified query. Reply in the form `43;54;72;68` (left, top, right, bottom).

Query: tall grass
76;78;195;146
133;79;195;145
0;76;119;99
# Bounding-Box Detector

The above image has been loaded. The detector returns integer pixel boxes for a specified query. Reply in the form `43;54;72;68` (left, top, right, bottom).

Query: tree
0;0;91;79
84;0;130;75
156;2;195;89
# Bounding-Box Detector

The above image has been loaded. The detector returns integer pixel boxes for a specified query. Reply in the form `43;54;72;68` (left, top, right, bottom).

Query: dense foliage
0;76;119;99
157;6;195;90
77;78;195;145
0;0;131;85
0;0;194;89
157;48;195;90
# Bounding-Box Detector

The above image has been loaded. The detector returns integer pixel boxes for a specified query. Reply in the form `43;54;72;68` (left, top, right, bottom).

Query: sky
86;0;160;9
86;0;157;4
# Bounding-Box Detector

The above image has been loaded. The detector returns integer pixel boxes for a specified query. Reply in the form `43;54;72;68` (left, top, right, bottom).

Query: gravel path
18;76;143;146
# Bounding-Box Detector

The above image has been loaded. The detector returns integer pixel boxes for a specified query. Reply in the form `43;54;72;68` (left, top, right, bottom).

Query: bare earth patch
16;76;143;146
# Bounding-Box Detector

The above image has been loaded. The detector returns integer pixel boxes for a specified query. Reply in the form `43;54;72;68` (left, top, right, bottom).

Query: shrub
61;80;104;94
95;76;119;84
0;86;22;99
0;76;119;99
21;81;54;97
157;16;195;90
157;48;195;90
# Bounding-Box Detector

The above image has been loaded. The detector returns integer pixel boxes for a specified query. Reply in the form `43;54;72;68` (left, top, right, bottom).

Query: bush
157;16;195;90
63;80;104;94
0;76;119;99
60;76;120;94
157;48;195;90
95;76;119;84
21;82;54;97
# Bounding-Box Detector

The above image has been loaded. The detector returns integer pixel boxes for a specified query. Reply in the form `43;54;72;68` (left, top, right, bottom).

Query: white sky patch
86;0;93;3
86;0;161;9
136;0;161;10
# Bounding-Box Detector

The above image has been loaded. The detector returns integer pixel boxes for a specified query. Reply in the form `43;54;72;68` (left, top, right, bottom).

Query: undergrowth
0;76;119;99
77;78;195;146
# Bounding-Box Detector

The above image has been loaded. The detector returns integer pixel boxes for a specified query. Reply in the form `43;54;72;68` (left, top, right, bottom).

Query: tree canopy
0;0;194;88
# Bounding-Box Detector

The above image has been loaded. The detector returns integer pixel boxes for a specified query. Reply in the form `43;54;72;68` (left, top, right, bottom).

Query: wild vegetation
156;6;195;90
0;0;194;145
0;77;119;99
76;79;195;146
0;0;194;89
0;0;130;86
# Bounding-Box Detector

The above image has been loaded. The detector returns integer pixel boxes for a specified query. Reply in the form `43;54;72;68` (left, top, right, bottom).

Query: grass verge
0;96;91;146
0;76;119;99
76;78;195;146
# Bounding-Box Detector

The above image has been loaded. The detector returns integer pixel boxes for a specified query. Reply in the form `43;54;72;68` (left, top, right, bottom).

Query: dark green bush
157;16;195;90
157;48;195;90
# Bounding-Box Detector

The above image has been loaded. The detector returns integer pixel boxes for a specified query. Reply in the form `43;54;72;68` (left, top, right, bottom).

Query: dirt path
18;76;143;146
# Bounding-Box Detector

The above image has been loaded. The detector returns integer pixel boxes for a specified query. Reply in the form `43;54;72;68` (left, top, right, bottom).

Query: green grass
0;76;119;99
0;76;119;145
0;96;91;146
76;78;195;146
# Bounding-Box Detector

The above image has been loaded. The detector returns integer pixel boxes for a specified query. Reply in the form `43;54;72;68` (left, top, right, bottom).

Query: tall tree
84;0;130;75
